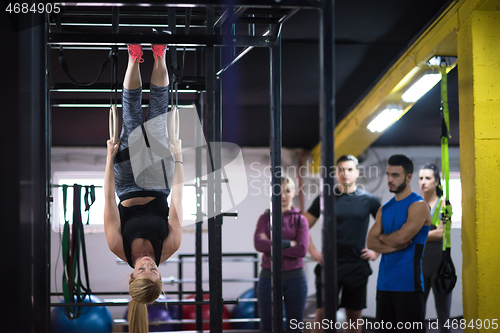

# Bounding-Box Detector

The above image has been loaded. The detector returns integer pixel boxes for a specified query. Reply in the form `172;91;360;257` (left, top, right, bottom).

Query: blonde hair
128;276;163;333
281;176;296;190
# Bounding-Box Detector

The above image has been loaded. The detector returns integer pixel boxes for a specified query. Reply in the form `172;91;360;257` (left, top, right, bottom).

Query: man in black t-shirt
303;155;381;333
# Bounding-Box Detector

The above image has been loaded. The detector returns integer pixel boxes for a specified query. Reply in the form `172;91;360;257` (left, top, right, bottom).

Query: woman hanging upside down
104;43;183;333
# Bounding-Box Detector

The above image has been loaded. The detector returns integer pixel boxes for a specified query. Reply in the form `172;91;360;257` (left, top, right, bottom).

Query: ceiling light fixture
401;73;441;103
367;107;403;133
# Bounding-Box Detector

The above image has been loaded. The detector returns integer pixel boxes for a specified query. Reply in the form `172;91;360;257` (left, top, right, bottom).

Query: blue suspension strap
435;64;457;295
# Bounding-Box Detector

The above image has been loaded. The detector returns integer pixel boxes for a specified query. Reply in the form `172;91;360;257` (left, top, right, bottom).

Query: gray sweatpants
114;84;174;199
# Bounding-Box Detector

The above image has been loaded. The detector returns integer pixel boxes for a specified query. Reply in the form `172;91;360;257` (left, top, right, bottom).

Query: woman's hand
310;248;323;264
259;233;269;240
107;139;120;158
169;139;183;162
360;248;379;261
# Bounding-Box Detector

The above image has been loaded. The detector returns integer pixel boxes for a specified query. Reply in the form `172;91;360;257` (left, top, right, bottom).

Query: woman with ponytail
419;163;451;333
104;42;184;333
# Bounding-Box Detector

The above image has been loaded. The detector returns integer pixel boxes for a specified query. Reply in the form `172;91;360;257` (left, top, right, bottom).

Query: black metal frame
2;12;51;333
43;2;336;333
320;0;338;327
177;252;259;330
269;22;284;333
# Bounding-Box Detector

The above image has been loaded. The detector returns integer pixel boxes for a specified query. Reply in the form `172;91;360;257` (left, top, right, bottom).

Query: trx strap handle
168;105;179;144
84;185;96;225
109;105;119;144
435;64;457;295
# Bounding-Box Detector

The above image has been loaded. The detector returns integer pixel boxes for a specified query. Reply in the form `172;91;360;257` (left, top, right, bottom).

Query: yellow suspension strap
435;63;457;295
431;195;443;228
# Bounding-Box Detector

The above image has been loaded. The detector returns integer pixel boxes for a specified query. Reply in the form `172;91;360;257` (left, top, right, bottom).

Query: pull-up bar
48;33;274;47
58;0;321;9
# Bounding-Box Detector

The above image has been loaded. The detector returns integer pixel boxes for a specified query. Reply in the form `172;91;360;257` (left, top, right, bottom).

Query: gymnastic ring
167;105;179;144
109;105;119;144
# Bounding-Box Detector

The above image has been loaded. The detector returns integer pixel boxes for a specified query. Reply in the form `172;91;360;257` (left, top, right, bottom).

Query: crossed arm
367;201;431;254
254;215;309;258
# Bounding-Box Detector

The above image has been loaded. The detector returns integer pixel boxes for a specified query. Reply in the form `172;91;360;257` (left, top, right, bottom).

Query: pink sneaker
151;44;167;68
127;44;144;65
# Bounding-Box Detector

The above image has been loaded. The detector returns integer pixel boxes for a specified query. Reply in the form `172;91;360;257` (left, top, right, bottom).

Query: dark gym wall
0;11;50;333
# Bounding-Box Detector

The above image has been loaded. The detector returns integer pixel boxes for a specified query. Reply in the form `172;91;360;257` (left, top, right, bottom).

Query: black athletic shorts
315;264;368;310
376;290;425;332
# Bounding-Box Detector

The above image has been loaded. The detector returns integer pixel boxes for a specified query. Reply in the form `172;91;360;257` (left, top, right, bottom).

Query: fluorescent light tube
401;73;441;103
367;108;403;133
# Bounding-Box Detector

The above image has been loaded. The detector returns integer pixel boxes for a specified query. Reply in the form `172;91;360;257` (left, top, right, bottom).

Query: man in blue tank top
367;155;431;333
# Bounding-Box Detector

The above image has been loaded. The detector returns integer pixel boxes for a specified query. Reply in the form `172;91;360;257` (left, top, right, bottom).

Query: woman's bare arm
161;139;184;261
104;140;126;261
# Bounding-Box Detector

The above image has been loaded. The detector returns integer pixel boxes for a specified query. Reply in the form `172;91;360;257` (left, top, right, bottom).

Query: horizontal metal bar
48;33;273;47
51;79;206;91
52;184;102;188
51;99;194;107
237;17;281;24
178;252;258;258
165;257;260;263
58;1;321;9
162;277;259;283
115;254;319;264
50;290;208;296
200;178;229;184
51;298;238;307
51;88;198;93
113;318;261;326
222;212;238;218
49;45;198;51
52;22;206;28
51;104;194;108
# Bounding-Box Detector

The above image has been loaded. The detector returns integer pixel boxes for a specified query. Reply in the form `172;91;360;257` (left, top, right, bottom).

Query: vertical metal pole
168;8;178;71
2;17;21;333
207;6;223;333
214;21;224;333
195;47;204;332
253;253;259;329
13;14;49;333
270;24;284;333
33;20;49;333
43;14;52;333
178;256;184;330
320;0;337;329
112;7;119;33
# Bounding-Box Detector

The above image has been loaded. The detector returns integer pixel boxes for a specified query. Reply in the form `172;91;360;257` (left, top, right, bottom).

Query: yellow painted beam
311;0;500;170
457;7;500;331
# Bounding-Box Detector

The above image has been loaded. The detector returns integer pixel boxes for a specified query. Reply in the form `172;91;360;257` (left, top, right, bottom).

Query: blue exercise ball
232;288;257;329
124;295;179;332
51;295;112;333
232;288;286;330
